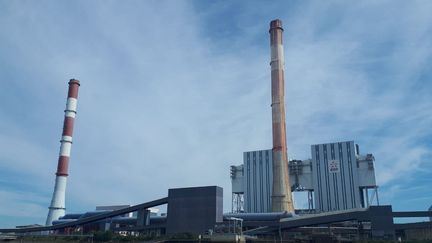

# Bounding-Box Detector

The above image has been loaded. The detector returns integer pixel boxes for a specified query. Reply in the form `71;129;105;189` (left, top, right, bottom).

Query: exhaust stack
46;79;80;226
269;19;294;212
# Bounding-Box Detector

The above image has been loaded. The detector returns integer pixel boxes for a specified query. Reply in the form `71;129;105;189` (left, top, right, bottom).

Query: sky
0;0;431;227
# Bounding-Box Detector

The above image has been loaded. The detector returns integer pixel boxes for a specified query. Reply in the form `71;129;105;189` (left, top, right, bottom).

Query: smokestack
46;79;80;226
269;19;294;212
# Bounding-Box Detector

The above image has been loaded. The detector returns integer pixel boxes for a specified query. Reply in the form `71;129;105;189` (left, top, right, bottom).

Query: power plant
1;19;431;242
231;142;380;214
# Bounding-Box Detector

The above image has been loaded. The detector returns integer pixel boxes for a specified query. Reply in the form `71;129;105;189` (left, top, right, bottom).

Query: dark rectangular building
166;186;223;234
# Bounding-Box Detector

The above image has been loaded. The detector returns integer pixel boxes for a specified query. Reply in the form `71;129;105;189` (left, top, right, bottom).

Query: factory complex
1;19;432;242
231;141;379;214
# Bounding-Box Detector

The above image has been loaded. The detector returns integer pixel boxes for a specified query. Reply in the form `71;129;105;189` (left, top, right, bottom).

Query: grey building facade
243;150;273;213
312;141;361;212
166;186;223;234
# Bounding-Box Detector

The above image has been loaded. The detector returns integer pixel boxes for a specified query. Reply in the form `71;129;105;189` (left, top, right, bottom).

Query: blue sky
1;0;431;227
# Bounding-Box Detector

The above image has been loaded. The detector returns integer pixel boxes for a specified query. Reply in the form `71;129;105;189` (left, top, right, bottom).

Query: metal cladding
46;79;80;226
269;19;294;212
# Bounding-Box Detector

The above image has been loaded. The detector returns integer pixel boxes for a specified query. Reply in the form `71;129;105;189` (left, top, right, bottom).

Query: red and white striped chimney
46;79;80;226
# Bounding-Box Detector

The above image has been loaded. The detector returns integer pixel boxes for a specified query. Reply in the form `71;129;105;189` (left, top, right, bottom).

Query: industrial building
2;185;431;241
231;141;379;213
1;18;431;242
243;149;273;213
312;141;378;212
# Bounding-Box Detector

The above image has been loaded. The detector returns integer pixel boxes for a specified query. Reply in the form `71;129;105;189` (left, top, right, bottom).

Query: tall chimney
269;19;294;212
46;79;80;226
